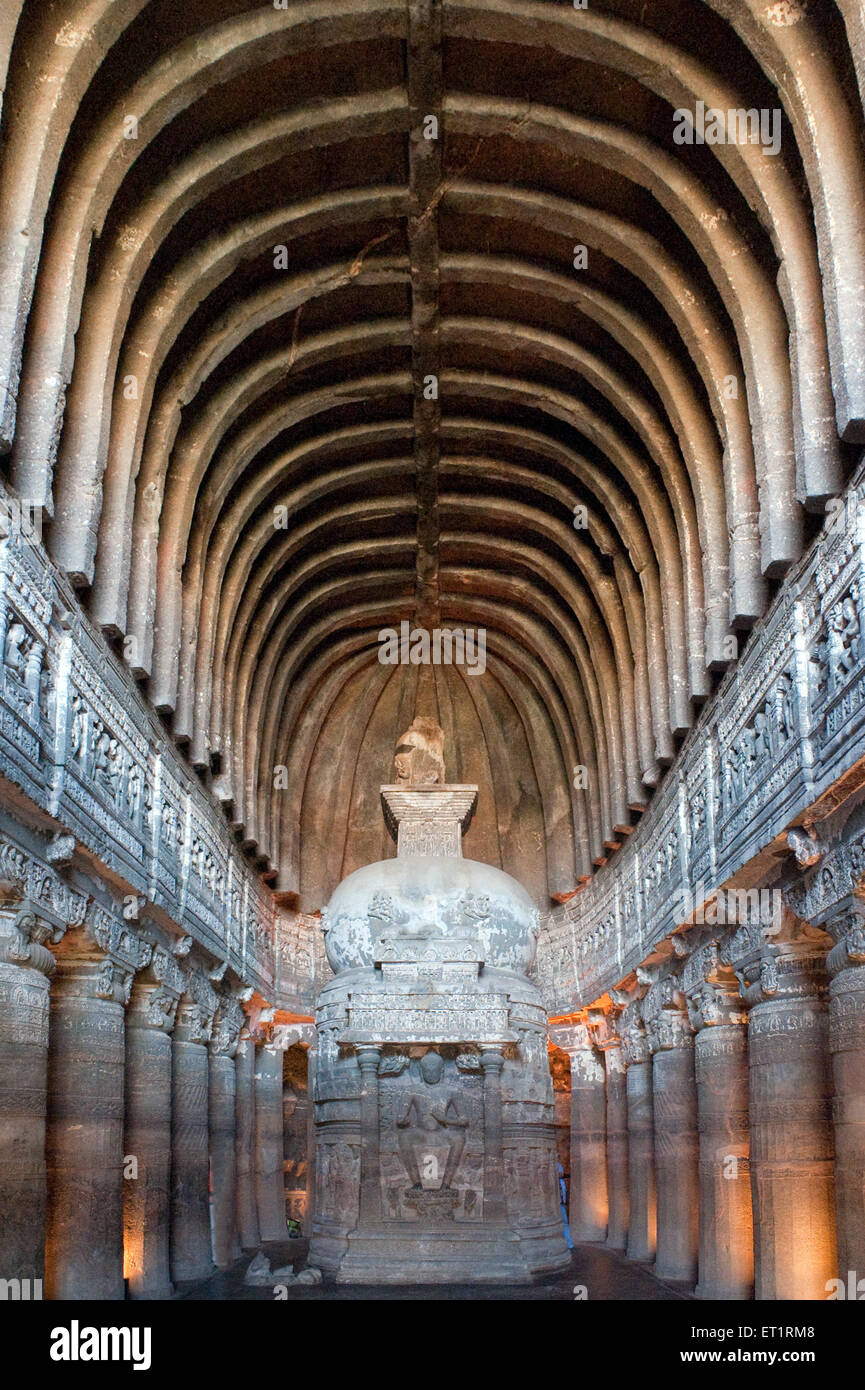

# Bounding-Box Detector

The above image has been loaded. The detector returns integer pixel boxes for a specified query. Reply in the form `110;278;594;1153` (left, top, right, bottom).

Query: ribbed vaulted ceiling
1;0;864;910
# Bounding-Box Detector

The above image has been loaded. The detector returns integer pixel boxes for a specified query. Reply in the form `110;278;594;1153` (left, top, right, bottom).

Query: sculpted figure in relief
396;1052;468;1191
4;621;28;680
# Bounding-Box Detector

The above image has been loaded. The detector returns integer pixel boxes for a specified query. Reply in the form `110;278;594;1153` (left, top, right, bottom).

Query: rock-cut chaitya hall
1;0;865;1305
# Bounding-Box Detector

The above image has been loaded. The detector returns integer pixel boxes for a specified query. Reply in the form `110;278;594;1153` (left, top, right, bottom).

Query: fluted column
623;1011;656;1263
729;914;837;1300
684;938;753;1300
170;987;215;1283
596;1018;628;1250
46;915;150;1300
235;1029;260;1249
209;998;243;1268
550;1021;607;1241
0;900;59;1284
646;986;698;1284
124;946;182;1299
255;1039;286;1241
826;911;865;1277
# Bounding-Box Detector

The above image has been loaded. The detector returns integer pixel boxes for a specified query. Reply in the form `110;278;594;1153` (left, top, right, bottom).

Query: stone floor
175;1240;692;1301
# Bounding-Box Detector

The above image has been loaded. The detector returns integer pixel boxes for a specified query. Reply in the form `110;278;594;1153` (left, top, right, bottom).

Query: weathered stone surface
623;1016;656;1265
234;1033;260;1251
651;1017;698;1284
45;941;132;1300
170;991;214;1284
685;939;753;1300
254;1043;287;1243
599;1031;629;1252
209;997;242;1269
550;1023;607;1242
0;901;55;1284
729;920;837;1300
124;952;181;1300
827;921;865;1277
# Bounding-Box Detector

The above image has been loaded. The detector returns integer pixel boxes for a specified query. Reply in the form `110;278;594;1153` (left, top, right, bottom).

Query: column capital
173;997;214;1045
724;910;831;1006
210;995;246;1057
642;973;693;1051
683;937;747;1030
622;1015;652;1064
479;1045;504;1074
356;1044;382;1074
825;908;865;977
589;1009;623;1051
127;942;186;1032
0;897;59;975
0;839;88;947
51;905;153;1004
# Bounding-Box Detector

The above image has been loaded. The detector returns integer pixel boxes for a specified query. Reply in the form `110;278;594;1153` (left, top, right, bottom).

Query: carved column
596;1019;628;1250
235;1028;260;1249
623;1009;656;1263
255;1038;287;1241
170;983;216;1283
826;911;865;1277
729;914;837;1299
480;1046;506;1223
305;1038;317;1241
46;914;150;1300
124;945;182;1299
684;939;753;1300
209;998;243;1268
0;900;59;1283
646;982;698;1284
356;1045;382;1226
550;1020;607;1241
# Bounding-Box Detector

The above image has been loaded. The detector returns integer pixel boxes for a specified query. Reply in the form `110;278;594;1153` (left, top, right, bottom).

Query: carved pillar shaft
45;953;129;1300
651;1015;698;1283
624;1025;656;1263
255;1041;286;1241
356;1046;382;1226
567;1027;607;1242
685;941;754;1301
209;1045;237;1268
235;1033;260;1249
305;1043;317;1239
124;975;177;1299
480;1047;506;1223
827;922;865;1276
0;905;55;1284
732;922;837;1299
170;997;213;1283
601;1036;628;1250
694;1024;753;1298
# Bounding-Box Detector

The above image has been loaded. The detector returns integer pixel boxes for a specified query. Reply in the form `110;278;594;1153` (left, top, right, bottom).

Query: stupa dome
321;854;541;976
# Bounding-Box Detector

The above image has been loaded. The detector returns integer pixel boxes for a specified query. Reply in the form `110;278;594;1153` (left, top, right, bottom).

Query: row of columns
0;898;291;1298
554;908;864;1300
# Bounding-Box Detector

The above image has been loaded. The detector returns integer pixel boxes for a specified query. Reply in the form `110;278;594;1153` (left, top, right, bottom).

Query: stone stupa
308;719;570;1284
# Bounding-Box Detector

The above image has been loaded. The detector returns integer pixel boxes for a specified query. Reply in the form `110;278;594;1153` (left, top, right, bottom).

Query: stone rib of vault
308;723;570;1283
